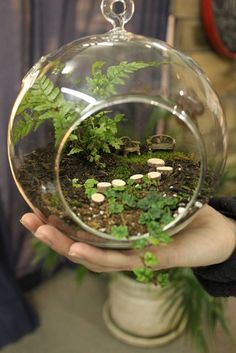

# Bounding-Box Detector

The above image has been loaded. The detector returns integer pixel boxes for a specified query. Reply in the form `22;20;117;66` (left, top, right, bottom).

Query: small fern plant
12;60;167;164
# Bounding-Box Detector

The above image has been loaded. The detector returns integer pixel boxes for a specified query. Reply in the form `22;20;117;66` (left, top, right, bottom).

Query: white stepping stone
112;179;126;187
148;158;165;167
195;201;203;208
91;193;105;204
130;174;144;183
156;166;173;175
178;207;186;215
147;172;162;180
97;182;112;193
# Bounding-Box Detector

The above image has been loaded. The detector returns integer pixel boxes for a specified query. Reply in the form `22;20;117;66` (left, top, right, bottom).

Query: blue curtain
0;0;170;347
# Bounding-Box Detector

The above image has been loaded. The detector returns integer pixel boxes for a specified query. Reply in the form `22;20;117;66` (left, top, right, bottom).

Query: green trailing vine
79;174;175;285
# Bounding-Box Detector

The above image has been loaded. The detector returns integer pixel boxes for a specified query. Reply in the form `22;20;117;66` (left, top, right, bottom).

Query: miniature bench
120;136;141;157
146;134;176;152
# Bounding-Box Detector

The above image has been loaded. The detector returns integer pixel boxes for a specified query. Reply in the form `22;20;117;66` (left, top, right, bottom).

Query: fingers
21;213;75;257
34;225;75;257
68;243;144;271
20;204;235;274
20;213;45;233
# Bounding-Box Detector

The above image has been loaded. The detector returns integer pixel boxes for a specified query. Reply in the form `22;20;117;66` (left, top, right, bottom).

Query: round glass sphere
8;0;227;248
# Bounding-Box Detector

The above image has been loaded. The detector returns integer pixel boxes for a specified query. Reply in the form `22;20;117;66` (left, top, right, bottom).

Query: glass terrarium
8;0;227;249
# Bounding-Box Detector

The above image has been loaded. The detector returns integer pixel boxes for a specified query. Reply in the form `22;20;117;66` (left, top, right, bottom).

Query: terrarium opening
55;97;206;241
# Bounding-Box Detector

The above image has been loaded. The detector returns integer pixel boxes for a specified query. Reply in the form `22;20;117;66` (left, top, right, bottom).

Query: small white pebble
195;201;203;208
89;207;93;211
87;217;92;221
100;210;104;215
178;167;182;171
173;213;178;218
170;186;174;189
97;182;112;193
147;172;162;180
148;158;165;167
130;174;144;183
173;194;178;197
156;166;173;175
99;228;106;233
41;185;47;192
112;179;126;187
92;214;97;218
179;203;186;207
163;193;167;197
91;193;105;204
178;207;186;214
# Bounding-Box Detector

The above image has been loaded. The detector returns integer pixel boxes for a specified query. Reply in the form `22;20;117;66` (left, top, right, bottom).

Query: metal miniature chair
146;134;176;152
120;136;141;156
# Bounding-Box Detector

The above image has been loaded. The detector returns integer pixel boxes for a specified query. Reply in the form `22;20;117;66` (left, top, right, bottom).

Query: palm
20;205;236;272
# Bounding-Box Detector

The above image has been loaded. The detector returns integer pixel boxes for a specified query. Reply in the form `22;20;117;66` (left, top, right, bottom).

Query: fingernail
34;230;53;247
20;217;27;226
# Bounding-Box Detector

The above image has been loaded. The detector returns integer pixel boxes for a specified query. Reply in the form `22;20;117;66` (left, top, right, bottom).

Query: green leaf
105;188;119;199
67;147;83;156
133;268;154;283
161;213;174;225
74;265;88;284
85;188;97;198
139;212;152;225
69;134;78;141
148;236;160;246
147;221;162;237
122;192;137;208
144;251;159;267
132;238;148;249
108;200;124;214
84;179;98;188
87;60;168;98
157;232;173;245
111;225;129;239
157;272;169;288
72;178;82;189
12;113;34;145
13;74;77;145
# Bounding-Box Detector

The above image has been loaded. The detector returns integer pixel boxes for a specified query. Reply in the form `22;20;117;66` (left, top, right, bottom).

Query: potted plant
32;242;229;352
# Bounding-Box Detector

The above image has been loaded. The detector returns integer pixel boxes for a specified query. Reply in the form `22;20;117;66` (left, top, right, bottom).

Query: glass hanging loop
101;0;135;30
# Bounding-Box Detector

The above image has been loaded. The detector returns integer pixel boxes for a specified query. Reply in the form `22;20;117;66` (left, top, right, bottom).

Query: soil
16;143;216;238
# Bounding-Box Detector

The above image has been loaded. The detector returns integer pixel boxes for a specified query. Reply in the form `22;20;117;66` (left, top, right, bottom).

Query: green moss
111;165;131;180
116;151;194;166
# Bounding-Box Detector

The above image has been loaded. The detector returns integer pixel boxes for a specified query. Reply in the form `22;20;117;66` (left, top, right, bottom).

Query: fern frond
163;269;229;353
12;112;35;145
87;60;167;97
13;75;76;145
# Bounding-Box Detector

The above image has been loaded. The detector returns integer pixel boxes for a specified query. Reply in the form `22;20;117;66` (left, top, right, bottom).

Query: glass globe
8;0;227;249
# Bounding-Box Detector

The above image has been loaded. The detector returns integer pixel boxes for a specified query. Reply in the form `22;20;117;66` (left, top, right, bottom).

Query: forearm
193;198;236;297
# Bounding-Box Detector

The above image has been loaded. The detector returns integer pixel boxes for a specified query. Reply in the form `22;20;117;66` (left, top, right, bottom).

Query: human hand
20;205;236;273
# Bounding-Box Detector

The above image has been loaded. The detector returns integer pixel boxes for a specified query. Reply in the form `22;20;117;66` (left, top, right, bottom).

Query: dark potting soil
16;143;215;237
